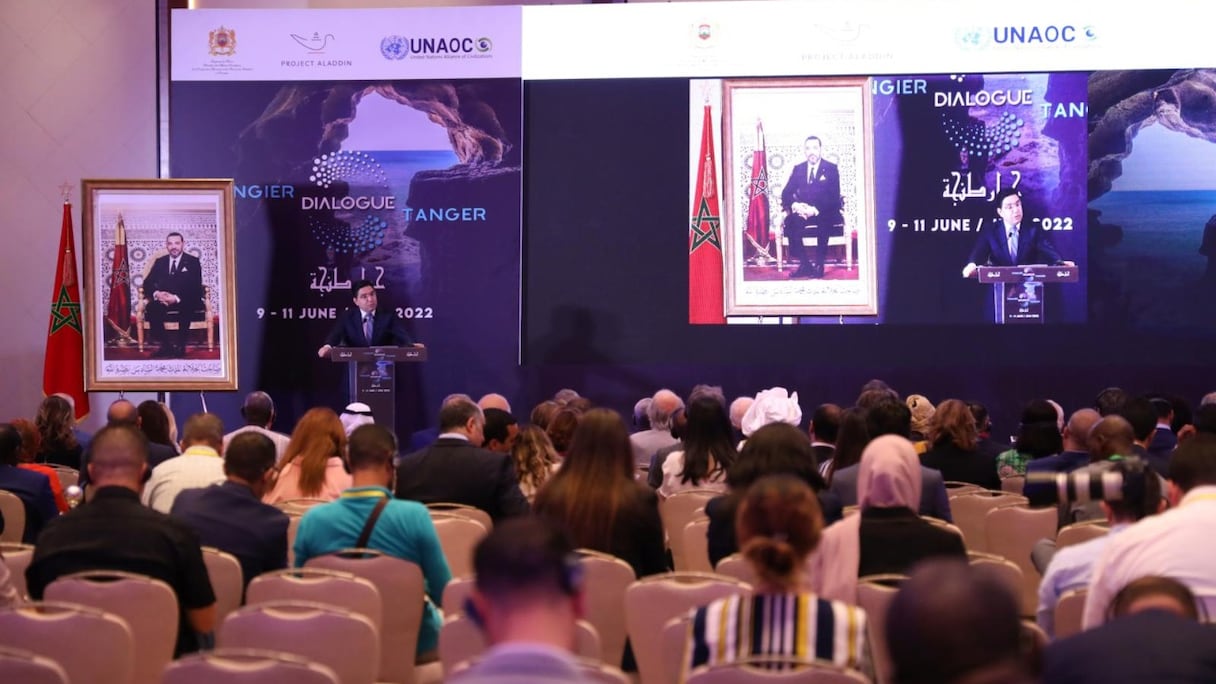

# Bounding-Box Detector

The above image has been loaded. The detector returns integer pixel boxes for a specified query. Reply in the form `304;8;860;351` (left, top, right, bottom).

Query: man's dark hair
967;401;991;433
182;413;225;450
439;398;482;433
240;391;275;427
1104;457;1162;522
106;399;139;426
810;404;841;443
1015;399;1063;458
350;279;375;297
1110;576;1200;621
866;399;912;439
474;517;579;602
1169;433;1216;492
0;423;21;466
1194;404;1216;436
224;432;277;483
348;424;398;471
1095;387;1129;417
857;388;900;411
804;135;822;147
993;187;1021;207
166;231;184;243
1119;398;1157;442
482;408;517;447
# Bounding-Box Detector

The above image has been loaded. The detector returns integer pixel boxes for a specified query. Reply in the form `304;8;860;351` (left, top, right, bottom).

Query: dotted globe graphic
307;151;393;255
311;214;389;255
310;151;389;189
942;110;1023;159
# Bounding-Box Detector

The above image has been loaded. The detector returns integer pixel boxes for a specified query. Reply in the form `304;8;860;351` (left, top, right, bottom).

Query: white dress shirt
141;445;225;513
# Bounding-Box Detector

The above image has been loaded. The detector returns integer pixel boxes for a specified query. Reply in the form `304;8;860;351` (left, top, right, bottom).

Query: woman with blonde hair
686;474;870;677
511;424;560;501
921;398;999;489
263;407;352;503
34;395;80;468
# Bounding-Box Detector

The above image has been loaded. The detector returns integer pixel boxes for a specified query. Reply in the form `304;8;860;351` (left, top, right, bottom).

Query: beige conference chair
246;567;382;638
985;504;1057;615
0;601;135;684
660;490;718;572
687;658;870;684
45;570;177;684
202;547;245;623
425;502;493;531
681;518;713;573
950;492;1026;553
1056;521;1109;549
218;601;378;684
1053;587;1088;639
0;490;26;543
0;645;70;684
161;648;340;684
713;553;757;586
576;548;637;668
439;615;601;675
856;574;907;684
0;541;34;600
430;512;488;579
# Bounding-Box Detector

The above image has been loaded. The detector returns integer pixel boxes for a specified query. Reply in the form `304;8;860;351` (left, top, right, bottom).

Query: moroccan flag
745;120;770;252
689;105;725;324
105;213;132;339
44;202;90;420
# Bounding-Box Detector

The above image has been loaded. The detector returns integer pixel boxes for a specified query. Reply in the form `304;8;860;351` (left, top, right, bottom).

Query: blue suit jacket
968;220;1063;266
0;465;60;543
170;480;289;586
325;307;413;347
1043;610;1216;683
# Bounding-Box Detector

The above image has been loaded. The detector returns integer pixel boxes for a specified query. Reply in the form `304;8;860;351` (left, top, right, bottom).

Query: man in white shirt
222;391;291;462
1083;434;1216;627
143;413;226;513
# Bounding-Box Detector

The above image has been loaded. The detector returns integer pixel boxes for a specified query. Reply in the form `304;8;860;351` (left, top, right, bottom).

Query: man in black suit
962;188;1073;278
170;432;289;588
809;403;840;470
781;135;844;278
316;279;418;357
143;232;205;358
395;397;529;522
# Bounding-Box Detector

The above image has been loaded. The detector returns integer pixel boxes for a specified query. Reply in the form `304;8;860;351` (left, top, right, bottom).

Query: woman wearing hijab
810;435;966;603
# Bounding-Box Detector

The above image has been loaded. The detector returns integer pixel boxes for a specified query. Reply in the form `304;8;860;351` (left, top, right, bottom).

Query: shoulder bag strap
355;496;390;549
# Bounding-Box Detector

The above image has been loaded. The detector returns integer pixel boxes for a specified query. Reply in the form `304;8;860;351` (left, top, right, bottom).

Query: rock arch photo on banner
81;178;239;390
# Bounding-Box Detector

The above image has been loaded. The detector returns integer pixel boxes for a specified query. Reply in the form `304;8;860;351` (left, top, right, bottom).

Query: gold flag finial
59;182;72;204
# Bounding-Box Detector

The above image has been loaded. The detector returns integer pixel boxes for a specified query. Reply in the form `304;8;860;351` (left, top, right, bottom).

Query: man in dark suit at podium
782;135;844;278
962;188;1073;278
143;232;205;358
316;280;418;358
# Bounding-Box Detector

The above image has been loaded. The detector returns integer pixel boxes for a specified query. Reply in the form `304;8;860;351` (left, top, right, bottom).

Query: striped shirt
687;593;869;675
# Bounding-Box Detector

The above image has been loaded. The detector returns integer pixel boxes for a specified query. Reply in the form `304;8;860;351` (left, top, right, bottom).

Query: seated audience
706;422;841;566
409;393;473;451
33;395;81;468
535;408;666;579
1043;577;1216;683
1094;386;1129;417
1035;457;1162;637
997;399;1063;478
921;399;1000;489
449;517;593;683
808;402;840;473
545;408;581;459
686;475;870;678
0;422;60;542
1024;408;1100;505
482;408;519;454
886;559;1035;684
171;432;290;588
727;395;753;444
632;396;652;433
478;393;512;414
10;418;68;512
339;401;375;436
263;407;352;504
1148;396;1178;457
738;387;802;442
657;395;735;498
812;435;966;602
139;399;180;455
294;424;451;658
823;407;869;483
529;400;560;431
510;424;560;501
142;412;226;513
26;424;216;657
630;389;682;469
905;394;935;445
223;390;292;461
1119;397;1166;476
969;400;1010;460
396;397;529;521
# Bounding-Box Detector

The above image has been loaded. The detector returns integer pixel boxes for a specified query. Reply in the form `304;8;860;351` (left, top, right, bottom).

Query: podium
978;265;1079;324
330;346;427;436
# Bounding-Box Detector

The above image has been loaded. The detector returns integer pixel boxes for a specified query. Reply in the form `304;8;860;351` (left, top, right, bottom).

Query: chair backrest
430;513;488;578
944;481;985;498
577;548;638;667
285;513;302;567
625;571;752;684
1000;476;1026;494
950;493;1026;553
681;518;713;573
246;568;382;637
966;553;1026;610
275;498;329;516
1056;521;1109;549
0;490;26;543
45;571;177;684
305;549;424;684
425;502;493;531
921;516;967;545
0;645;70;684
438;615;601;676
577;657;632;684
202;547;245;623
162;648;341;684
0;541;34;600
713;553;757;586
985;505;1057;615
51;466;80;491
660;490;718;571
218;601;378;684
0;601;135;684
686;658;871;683
1053;587;1088;639
856;578;903;684
441;575;475;614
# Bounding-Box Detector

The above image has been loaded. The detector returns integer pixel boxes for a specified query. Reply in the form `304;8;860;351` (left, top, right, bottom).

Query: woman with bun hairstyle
685;474;871;677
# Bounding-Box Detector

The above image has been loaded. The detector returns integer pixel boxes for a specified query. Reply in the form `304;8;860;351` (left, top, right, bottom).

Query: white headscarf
340;402;375;436
741;387;803;437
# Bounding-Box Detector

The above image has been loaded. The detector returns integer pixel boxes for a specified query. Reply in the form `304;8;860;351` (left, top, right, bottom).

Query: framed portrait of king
81;178;238;390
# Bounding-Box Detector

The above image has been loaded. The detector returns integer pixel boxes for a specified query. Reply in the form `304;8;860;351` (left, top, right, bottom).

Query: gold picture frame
81;178;238;390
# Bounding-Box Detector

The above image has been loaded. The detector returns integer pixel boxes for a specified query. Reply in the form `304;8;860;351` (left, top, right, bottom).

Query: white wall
0;0;158;429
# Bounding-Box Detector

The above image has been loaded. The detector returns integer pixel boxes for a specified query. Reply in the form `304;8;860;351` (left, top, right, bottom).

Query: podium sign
330;346;427;436
978;266;1079;324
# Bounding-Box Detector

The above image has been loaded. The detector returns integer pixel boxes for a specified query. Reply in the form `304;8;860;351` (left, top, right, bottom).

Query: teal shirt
293;486;451;653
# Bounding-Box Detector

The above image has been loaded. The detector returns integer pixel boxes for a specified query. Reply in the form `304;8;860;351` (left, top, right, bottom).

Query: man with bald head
1024;408;1101;505
223;391;291;463
26;424;217;656
478;393;512;414
1088;414;1138;462
630;388;683;469
79;398;176;491
142;413;226;513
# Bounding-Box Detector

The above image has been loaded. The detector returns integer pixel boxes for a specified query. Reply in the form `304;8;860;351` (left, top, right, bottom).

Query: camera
1025;457;1153;505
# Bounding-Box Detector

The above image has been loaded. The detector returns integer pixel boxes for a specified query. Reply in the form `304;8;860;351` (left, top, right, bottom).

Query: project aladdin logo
209;26;237;56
